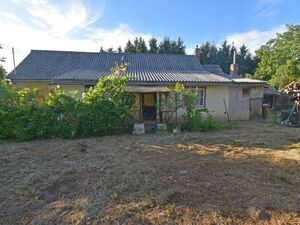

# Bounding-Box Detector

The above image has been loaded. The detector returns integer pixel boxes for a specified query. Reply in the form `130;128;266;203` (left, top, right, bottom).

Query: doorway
142;93;157;121
249;98;263;119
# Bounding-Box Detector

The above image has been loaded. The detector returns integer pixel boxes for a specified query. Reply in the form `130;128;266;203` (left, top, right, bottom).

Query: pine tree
176;37;185;54
148;37;158;53
158;37;172;54
198;42;218;64
124;40;136;53
117;46;122;53
136;37;148;53
107;48;114;53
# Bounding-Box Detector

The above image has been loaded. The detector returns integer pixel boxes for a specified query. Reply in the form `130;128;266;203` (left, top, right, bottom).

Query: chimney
229;51;238;77
194;45;200;60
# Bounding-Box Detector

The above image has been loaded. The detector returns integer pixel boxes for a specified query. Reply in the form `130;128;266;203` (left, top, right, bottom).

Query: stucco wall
161;86;231;122
228;86;264;120
13;82;86;99
206;86;230;121
13;82;50;97
12;81;264;121
59;85;85;99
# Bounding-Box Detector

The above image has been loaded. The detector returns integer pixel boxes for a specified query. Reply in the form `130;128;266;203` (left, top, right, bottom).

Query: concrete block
133;123;145;135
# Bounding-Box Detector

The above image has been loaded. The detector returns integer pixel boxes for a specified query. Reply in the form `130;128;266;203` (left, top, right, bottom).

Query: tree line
2;25;299;88
195;41;258;75
100;36;186;55
100;36;257;76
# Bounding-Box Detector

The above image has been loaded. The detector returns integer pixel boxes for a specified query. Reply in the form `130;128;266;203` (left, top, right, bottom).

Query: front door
142;93;157;121
249;98;263;119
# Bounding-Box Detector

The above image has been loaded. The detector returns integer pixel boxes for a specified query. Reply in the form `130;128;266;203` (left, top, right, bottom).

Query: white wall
59;84;85;99
206;86;230;121
228;86;264;120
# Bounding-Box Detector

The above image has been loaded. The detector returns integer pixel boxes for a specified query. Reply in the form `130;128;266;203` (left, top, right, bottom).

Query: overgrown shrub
0;64;135;140
183;106;224;131
182;84;224;131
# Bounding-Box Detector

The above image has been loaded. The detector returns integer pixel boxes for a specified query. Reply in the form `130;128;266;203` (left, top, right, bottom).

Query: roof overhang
125;86;171;93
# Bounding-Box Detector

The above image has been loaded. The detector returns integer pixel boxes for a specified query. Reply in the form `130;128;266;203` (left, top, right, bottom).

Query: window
84;85;94;92
196;89;205;106
242;88;250;97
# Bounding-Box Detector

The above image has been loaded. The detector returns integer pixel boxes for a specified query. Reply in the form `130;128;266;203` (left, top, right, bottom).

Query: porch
125;86;171;123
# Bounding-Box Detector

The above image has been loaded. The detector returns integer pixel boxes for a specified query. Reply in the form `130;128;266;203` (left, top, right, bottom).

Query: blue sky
0;0;299;71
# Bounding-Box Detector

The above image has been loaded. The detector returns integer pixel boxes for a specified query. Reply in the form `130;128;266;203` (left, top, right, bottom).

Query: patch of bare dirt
0;121;299;224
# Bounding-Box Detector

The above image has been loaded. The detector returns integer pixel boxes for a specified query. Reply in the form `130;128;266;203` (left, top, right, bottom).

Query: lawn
0;121;299;225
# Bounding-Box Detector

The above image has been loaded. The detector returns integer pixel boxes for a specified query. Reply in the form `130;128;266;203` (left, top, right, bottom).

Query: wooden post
223;98;231;127
140;93;143;122
156;92;160;122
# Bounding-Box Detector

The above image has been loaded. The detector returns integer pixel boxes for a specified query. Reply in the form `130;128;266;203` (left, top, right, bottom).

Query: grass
0;121;299;224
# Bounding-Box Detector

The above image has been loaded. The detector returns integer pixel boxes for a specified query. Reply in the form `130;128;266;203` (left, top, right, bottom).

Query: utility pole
12;47;16;74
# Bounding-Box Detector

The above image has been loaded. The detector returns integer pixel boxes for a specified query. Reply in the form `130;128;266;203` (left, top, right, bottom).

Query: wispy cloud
225;25;287;53
0;0;151;71
254;0;284;17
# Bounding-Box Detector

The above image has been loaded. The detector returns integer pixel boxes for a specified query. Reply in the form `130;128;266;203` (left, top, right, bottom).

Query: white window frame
196;88;205;107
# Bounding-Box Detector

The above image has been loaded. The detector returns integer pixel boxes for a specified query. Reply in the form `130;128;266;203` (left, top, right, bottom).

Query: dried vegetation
0;121;299;224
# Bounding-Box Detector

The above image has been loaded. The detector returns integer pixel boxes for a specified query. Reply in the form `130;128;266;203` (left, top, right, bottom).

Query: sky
0;0;299;72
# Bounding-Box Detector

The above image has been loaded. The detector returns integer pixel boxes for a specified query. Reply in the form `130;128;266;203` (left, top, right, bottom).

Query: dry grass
0;121;299;225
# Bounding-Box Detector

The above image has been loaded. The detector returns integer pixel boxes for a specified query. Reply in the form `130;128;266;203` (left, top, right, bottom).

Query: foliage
148;37;159;53
0;64;135;140
195;41;258;76
159;82;223;131
253;25;300;89
0;65;5;80
125;36;186;55
182;89;224;131
124;40;136;53
159;83;186;126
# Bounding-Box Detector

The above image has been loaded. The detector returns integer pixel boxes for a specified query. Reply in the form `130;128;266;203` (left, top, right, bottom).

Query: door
142;93;157;121
249;98;263;119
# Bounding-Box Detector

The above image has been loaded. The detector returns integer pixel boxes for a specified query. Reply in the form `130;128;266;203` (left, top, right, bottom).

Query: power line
0;43;29;55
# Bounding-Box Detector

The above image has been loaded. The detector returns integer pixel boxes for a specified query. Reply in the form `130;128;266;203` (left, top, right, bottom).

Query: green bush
182;87;224;131
0;64;135;140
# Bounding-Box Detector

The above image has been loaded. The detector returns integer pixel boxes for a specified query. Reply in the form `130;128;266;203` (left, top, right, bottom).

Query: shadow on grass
0;121;299;224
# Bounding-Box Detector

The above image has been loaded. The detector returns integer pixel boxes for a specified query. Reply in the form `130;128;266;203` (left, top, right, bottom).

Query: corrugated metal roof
125;86;171;93
232;78;266;84
8;50;265;85
202;64;229;77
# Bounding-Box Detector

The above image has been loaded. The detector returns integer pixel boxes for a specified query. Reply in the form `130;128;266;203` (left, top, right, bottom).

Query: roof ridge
30;49;196;57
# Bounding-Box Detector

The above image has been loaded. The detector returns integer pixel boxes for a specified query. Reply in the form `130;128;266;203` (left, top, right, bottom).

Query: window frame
242;88;251;97
195;88;206;107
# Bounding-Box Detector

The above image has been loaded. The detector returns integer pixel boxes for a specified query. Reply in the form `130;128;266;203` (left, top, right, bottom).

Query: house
7;50;266;122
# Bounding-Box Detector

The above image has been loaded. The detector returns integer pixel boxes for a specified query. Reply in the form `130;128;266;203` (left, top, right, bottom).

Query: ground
0;121;299;225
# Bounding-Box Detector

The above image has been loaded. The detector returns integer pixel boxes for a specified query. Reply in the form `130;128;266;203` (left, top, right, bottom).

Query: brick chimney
194;45;200;60
229;51;238;77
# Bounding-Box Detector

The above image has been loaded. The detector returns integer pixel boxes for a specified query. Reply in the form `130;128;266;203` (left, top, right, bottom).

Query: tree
107;48;114;53
158;37;172;54
0;66;5;80
197;42;218;64
124;40;136;53
158;36;186;54
0;48;6;80
117;46;122;53
175;37;185;54
148;37;158;53
237;45;258;75
254;25;300;88
195;41;257;76
135;37;148;53
216;41;232;74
